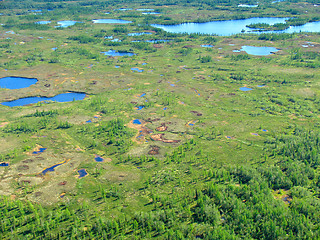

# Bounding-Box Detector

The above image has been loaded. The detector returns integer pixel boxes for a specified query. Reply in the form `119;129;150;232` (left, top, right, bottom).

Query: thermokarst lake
0;77;38;89
1;93;86;107
151;18;320;35
234;46;279;55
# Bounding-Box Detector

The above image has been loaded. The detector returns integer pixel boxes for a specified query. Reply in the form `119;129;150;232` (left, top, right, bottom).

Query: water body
238;46;279;55
128;32;153;36
94;156;104;162
201;44;213;47
1;92;86;107
55;20;79;28
136;8;154;11
0;77;38;89
0;162;9;167
133;119;142;124
39;159;69;176
78;169;88;178
151;18;320;36
93;19;132;24
33;148;47;154
240;87;253;91
238;4;258;7
142;12;160;15
101;50;135;56
136;106;144;110
116;8;132;11
35;21;51;24
131;67;144;72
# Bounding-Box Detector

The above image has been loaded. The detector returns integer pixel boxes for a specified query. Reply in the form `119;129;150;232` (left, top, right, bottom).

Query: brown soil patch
150;133;180;143
156;125;168;132
148;145;160;155
17;165;30;171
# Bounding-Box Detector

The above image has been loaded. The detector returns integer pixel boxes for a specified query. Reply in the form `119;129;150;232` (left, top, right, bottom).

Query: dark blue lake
0;77;38;89
151;18;320;36
101;50;135;56
93;19;132;24
1;92;86;107
238;46;279;55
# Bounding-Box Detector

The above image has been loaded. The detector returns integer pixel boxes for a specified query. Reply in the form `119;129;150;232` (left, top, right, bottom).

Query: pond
131;67;144;72
133;119;142;124
128;32;153;36
94;155;104;162
239;87;253;91
237;46;279;55
55;20;79;28
1;92;86;107
238;4;258;7
93;19;132;24
201;44;213;47
136;8;154;11
78;169;88;178
0;162;9;167
39;159;69;176
33;148;47;155
0;77;38;89
35;21;51;24
142;12;160;15
101;50;135;56
151;18;320;36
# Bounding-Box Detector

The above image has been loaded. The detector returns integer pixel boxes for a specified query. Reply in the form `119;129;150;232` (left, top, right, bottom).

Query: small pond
131;67;144;72
1;92;86;107
0;162;9;167
238;4;258;7
33;148;47;155
239;87;253;91
0;77;38;89
136;8;154;11
94;155;104;162
55;20;79;28
237;46;279;56
201;44;213;48
133;119;142;124
78;169;88;178
128;32;153;36
101;50;135;56
93;19;132;24
35;21;51;24
142;12;160;15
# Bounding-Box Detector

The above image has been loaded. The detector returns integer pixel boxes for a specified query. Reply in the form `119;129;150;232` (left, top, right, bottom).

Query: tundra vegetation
0;0;320;239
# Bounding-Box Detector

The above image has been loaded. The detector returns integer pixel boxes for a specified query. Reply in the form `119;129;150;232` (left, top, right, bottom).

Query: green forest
0;0;320;239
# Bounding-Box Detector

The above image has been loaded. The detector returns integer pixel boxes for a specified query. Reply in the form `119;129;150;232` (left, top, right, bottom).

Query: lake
101;50;135;56
93;19;132;24
151;18;320;36
0;77;38;89
1;92;86;107
55;20;79;28
237;46;279;55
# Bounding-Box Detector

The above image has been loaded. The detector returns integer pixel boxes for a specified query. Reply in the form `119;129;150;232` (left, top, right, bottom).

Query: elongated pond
1;92;86;107
237;46;279;55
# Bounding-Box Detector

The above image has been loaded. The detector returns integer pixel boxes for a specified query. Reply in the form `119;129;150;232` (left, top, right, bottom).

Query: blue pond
142;12;160;15
86;120;92;123
1;92;86;107
150;18;320;36
115;65;120;68
238;4;258;7
133;119;142;124
201;44;213;48
35;21;51;24
39;159;69;176
136;8;154;11
33;148;47;155
95;156;104;162
131;67;144;72
78;169;88;178
52;47;57;51
257;85;265;87
139;93;146;97
239;46;279;56
0;162;9;167
128;32;153;36
240;87;253;91
116;8;132;11
55;20;79;28
101;50;135;56
93;19;132;24
136;106;144;110
145;39;172;43
0;77;38;89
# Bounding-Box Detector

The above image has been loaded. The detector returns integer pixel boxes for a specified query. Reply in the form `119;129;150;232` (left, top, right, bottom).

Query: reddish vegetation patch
17;165;30;171
22;159;34;163
150;133;180;143
0;122;9;128
58;181;67;186
156;123;168;132
153;44;163;48
190;111;203;116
